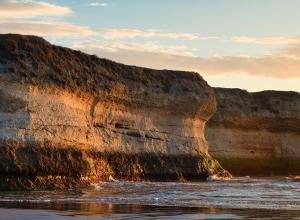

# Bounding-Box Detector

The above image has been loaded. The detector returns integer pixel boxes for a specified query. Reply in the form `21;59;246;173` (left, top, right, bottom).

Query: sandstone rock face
206;88;300;175
0;34;227;189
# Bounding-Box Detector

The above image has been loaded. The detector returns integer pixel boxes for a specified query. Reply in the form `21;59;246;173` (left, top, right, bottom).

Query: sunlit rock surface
206;88;300;175
0;34;228;189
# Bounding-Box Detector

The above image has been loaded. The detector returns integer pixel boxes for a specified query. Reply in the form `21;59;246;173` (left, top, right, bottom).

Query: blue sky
55;0;300;56
0;0;300;91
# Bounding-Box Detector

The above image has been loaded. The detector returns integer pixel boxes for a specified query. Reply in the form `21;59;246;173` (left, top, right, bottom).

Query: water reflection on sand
0;177;300;219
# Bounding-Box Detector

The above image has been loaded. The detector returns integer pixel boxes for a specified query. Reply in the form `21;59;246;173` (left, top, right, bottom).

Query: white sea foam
207;175;231;182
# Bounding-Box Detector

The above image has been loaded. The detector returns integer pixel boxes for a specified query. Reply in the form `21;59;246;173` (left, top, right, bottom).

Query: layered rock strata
0;34;228;190
206;88;300;175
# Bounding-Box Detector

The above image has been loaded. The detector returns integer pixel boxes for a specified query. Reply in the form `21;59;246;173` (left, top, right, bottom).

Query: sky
0;0;300;92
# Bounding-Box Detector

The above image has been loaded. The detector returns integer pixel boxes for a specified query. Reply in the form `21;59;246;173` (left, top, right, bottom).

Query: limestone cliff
206;88;300;175
0;34;228;190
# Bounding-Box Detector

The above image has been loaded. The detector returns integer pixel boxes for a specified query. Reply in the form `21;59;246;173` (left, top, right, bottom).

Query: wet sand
0;177;300;219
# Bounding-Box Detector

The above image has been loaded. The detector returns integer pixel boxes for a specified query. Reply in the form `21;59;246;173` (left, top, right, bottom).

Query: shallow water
0;177;300;219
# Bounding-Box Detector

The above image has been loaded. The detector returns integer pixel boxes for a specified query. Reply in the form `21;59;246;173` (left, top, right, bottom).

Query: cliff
206;88;300;175
0;34;228;190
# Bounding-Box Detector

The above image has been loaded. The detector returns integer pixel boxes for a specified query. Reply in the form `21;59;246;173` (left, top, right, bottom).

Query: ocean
0;177;300;219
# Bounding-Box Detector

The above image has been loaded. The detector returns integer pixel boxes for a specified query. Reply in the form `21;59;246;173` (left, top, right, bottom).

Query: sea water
0;177;300;219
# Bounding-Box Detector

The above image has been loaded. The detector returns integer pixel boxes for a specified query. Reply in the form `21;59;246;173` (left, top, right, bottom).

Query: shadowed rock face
0;34;228;190
206;88;300;176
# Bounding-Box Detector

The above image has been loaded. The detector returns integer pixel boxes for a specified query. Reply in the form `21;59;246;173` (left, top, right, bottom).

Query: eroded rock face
206;88;300;176
0;34;227;189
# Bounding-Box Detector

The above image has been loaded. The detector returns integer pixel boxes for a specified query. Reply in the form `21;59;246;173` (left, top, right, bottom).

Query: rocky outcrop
0;34;228;190
206;88;300;175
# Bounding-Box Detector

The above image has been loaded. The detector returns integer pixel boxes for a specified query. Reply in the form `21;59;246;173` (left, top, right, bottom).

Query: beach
0;177;300;219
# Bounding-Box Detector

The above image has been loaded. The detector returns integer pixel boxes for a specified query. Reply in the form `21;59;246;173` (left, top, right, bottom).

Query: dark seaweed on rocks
0;144;228;190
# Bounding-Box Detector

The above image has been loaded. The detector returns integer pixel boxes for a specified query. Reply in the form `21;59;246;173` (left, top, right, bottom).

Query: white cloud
73;40;196;56
207;74;300;92
0;1;95;37
99;28;217;40
73;40;300;79
99;30;300;46
89;2;107;7
0;21;95;37
232;36;300;45
0;0;72;18
282;46;300;59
